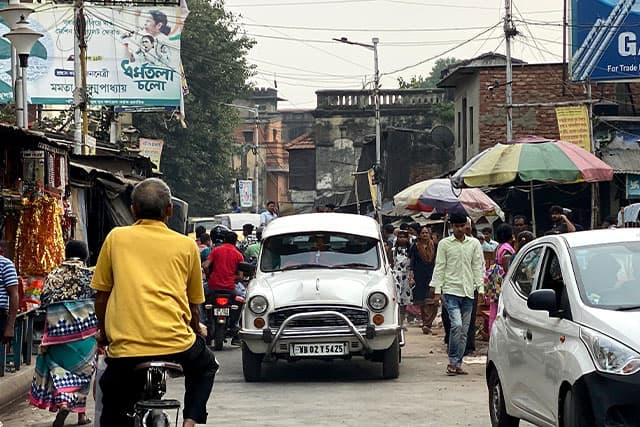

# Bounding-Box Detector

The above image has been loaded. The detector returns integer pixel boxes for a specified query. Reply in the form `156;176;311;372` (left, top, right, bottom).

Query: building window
243;131;254;143
289;150;316;191
462;97;468;163
457;112;462;148
272;129;278;143
469;105;474;151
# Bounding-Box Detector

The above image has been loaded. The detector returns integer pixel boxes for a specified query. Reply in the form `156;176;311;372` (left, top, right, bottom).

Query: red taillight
215;297;229;306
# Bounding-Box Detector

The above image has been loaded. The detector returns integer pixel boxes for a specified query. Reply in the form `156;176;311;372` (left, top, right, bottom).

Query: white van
487;229;640;427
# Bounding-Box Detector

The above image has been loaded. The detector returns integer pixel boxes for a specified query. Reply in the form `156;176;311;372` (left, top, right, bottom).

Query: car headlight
368;292;388;312
580;327;640;375
248;295;268;315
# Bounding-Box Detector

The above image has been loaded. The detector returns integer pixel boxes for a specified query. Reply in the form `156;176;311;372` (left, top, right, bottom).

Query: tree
397;57;460;89
133;0;255;215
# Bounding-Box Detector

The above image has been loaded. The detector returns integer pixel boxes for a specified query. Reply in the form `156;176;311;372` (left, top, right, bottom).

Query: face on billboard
0;4;187;107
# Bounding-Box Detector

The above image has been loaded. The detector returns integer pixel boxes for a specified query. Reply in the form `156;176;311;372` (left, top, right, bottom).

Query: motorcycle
204;290;243;351
204;262;255;351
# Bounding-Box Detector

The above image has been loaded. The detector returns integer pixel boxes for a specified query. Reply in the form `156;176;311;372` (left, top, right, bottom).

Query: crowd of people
382;203;611;376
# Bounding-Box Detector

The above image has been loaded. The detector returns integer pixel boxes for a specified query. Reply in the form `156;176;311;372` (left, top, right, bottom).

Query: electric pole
504;0;516;142
253;106;260;214
73;0;87;154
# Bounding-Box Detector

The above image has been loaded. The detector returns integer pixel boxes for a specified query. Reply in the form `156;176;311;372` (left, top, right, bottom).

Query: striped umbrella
451;136;614;234
393;178;504;222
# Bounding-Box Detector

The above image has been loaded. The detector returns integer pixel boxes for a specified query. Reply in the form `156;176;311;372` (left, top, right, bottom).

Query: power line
227;0;377;6
240;22;505;33
381;22;501;76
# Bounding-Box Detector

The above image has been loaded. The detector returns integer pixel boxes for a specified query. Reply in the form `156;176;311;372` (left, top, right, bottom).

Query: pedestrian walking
431;213;484;376
485;224;515;335
391;230;412;330
0;251;18;346
29;240;95;426
408;225;437;335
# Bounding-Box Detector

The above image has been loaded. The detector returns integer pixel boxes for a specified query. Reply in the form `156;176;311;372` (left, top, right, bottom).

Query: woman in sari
29;240;96;426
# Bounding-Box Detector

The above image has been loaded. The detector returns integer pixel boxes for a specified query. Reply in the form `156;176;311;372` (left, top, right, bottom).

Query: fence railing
0;309;38;377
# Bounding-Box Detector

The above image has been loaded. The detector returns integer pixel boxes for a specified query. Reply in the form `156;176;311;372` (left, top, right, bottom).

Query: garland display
15;195;65;276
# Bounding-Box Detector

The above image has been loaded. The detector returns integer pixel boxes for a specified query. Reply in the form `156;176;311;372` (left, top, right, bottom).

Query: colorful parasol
451;136;614;234
393;178;504;222
451;136;613;188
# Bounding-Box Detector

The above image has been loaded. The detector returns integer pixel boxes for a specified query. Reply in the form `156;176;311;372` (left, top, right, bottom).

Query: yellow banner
367;169;377;208
555;105;591;152
139;138;164;172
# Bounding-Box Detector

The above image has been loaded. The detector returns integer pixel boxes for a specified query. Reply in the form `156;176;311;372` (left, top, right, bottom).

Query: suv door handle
525;329;532;341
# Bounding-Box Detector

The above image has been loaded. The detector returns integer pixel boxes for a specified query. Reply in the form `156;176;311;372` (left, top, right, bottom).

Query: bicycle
133;361;183;427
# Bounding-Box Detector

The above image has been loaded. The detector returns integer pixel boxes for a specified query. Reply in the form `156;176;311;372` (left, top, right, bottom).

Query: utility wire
240;22;505;33
382;22;501;76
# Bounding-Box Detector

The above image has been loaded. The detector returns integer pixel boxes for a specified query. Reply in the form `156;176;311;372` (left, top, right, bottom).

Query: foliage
133;0;255;216
397;57;460;89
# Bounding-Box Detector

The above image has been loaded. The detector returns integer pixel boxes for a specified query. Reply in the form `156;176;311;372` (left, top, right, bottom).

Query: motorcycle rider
91;178;218;427
202;230;245;344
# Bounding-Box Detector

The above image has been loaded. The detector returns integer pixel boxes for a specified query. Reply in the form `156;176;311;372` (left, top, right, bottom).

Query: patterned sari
29;259;97;413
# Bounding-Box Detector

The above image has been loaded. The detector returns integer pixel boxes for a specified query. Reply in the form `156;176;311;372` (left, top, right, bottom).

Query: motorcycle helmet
210;224;231;245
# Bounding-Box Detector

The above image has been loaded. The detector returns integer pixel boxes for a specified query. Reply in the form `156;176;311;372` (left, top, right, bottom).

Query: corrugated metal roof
601;149;640;174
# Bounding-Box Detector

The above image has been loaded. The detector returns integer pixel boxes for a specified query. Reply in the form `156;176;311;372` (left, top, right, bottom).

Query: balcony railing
316;88;446;110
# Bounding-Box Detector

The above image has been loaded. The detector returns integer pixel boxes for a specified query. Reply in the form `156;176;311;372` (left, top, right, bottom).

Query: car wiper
279;263;332;271
331;263;374;269
615;305;640;311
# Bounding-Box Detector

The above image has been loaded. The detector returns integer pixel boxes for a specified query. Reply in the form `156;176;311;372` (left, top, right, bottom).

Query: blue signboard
571;0;640;81
627;174;640;199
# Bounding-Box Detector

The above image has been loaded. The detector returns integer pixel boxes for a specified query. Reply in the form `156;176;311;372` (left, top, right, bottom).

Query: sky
223;0;566;109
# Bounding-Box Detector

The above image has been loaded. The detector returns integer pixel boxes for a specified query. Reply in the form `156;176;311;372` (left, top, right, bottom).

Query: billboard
139;137;164;171
570;0;640;81
555;105;591;151
0;3;187;106
238;179;253;208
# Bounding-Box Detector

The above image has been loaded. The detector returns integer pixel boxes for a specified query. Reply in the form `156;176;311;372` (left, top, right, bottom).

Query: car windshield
572;241;640;310
260;232;380;272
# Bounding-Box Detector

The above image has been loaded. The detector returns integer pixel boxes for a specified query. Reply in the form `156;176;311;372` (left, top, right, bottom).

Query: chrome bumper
240;310;401;361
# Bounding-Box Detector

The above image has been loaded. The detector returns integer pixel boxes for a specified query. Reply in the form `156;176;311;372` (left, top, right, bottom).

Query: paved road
0;325;495;427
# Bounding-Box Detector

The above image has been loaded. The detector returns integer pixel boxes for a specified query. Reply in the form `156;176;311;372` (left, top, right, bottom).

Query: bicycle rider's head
131;178;172;222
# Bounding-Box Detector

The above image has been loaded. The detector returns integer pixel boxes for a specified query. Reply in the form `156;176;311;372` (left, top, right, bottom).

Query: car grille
268;306;369;328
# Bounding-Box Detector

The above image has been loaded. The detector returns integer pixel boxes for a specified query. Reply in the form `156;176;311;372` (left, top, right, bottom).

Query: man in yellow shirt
91;178;218;427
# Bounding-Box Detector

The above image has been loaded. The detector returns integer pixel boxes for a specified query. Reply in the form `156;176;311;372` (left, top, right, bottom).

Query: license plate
290;343;347;356
213;307;229;316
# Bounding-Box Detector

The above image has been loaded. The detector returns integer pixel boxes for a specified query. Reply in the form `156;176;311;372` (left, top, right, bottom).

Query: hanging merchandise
14;195;65;276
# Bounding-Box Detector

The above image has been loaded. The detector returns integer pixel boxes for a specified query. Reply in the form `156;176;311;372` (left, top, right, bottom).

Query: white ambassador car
487;229;640;427
239;213;402;382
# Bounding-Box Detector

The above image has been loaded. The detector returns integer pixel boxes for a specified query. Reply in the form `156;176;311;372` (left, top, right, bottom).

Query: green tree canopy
133;0;255;215
397;57;460;89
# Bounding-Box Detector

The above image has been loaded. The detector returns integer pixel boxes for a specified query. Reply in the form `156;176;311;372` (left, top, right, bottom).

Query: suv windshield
260;232;380;272
572;242;640;310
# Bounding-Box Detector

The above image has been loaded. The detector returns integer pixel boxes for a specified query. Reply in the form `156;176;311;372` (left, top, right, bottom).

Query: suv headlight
368;292;388;312
248;295;268;315
580;327;640;375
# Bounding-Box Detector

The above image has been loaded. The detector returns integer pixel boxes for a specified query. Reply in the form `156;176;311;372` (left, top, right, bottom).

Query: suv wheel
242;342;263;382
382;337;400;379
488;369;519;427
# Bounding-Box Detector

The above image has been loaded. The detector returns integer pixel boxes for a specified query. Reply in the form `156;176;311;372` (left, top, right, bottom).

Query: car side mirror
527;289;559;313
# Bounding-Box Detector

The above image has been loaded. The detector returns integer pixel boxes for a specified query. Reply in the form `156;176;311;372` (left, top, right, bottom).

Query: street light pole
333;36;382;222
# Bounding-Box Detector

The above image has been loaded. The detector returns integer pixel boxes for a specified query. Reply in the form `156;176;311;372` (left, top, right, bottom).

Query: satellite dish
431;125;454;146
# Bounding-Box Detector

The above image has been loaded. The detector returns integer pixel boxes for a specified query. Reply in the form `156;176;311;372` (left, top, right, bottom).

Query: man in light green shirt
244;228;263;262
431;213;484;376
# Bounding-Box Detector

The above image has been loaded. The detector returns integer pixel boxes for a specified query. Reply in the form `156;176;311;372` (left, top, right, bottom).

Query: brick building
438;53;640;227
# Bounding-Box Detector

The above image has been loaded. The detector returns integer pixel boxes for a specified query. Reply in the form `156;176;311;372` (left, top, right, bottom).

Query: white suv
239;213;402;382
487;229;640;427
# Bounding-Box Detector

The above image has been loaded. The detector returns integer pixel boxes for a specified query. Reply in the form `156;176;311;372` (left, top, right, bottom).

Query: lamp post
4;16;42;129
333;36;382;222
224;103;261;213
0;0;36;128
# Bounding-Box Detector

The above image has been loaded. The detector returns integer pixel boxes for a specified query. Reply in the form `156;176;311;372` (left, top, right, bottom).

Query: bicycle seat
135;361;183;375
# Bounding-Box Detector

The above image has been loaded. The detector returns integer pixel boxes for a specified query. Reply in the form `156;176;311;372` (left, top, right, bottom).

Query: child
391;230;412;330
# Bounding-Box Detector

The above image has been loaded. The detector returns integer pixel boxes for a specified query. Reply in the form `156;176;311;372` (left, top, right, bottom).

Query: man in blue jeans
431;213;484;376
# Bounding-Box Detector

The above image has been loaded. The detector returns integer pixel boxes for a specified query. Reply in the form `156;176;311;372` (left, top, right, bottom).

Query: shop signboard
0;3;188;106
627;174;640;199
139;137;164;171
22;150;45;192
555;105;592;152
238;179;253;208
570;0;640;81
